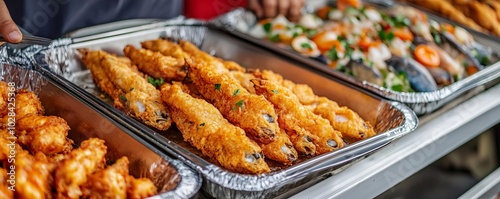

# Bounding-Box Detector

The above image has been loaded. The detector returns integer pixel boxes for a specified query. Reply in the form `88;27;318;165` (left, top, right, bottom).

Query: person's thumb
0;0;22;43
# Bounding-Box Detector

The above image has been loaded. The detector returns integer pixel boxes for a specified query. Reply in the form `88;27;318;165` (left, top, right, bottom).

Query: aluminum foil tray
32;23;417;198
211;1;500;115
0;46;201;199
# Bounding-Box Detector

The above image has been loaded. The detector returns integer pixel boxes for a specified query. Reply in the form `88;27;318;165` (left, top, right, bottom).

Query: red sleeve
184;0;247;20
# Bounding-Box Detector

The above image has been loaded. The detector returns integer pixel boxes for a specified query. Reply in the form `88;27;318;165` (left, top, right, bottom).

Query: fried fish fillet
81;157;129;199
161;83;270;174
55;138;107;199
16;115;73;156
141;38;187;64
186;60;279;144
172;81;297;164
179;40;230;73
15;151;56;199
254;70;376;142
80;49;171;131
252;79;345;155
123;45;186;81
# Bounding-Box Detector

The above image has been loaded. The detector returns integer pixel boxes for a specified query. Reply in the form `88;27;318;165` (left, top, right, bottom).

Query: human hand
247;0;305;21
0;0;22;43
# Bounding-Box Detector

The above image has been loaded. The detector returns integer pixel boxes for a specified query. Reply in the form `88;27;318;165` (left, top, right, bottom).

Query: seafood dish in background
403;0;500;36
80;38;377;174
0;82;158;198
247;0;498;92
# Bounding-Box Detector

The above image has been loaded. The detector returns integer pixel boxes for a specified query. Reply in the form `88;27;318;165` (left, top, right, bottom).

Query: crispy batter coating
228;71;257;94
13;90;44;120
252;79;345;155
141;38;187;64
126;176;157;199
179;40;229;73
221;60;246;72
55;138;107;199
254;69;376;142
81;157;129;199
307;97;376;142
80;49;171;131
0;129;22;164
161;83;270;174
123;45;186;81
16;115;73;156
15;151;56;199
0;168;13;199
0;81;9;118
186;60;279;144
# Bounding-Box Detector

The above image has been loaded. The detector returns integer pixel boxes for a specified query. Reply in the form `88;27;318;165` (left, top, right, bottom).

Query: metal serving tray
34;24;417;198
211;0;500;115
0;50;201;199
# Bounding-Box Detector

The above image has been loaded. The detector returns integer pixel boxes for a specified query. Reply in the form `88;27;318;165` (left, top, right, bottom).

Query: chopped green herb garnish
306;29;318;37
233;89;240;97
147;77;164;87
474;53;490;66
292;31;299;38
378;30;395;43
235;100;244;108
271;89;279;94
120;95;127;102
130;87;134;91
269;34;280;42
263;23;272;33
301;43;312;49
215;83;221;91
326;47;340;61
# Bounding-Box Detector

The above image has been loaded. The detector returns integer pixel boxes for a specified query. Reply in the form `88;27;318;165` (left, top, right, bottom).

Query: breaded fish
123;45;186;81
80;49;171;131
161;83;270;174
186;60;279;144
254;69;376;142
179;40;229;73
141;38;187;64
252;79;345;155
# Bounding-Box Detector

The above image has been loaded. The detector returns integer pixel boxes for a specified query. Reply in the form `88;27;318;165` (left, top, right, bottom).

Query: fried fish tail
123;89;171;130
308;97;376;142
186;60;279;144
161;83;270;174
123;45;186;81
252;79;344;155
260;128;298;164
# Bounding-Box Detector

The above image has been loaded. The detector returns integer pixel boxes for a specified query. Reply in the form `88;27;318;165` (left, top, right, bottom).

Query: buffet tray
33;24;417;198
0;48;201;199
211;0;500;115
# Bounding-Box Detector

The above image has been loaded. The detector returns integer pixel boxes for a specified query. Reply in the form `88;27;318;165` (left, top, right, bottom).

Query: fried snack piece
161;83;270;174
0;168;13;199
228;71;257;94
15;151;56;199
307;97;375;142
123;45;186;81
404;0;484;32
80;49;171;131
55;138;107;199
0;81;9;118
465;1;500;35
252;79;344;155
13;90;44;120
0;129;22;164
81;157;129;199
179;40;230;73
141;38;187;64
186;60;279;144
221;60;246;72
254;70;376;142
16;115;73;156
126;177;158;199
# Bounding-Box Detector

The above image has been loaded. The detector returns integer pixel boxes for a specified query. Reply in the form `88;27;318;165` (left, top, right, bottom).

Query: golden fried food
187;60;280;144
0;168;13;199
123;45;186;81
55;138;107;199
466;1;500;35
141;38;187;65
0;129;22;164
81;157;129;199
126;177;158;198
16;115;73;156
0;81;9;118
253;69;376;142
13;90;44;120
15;151;56;199
179;40;230;73
80;49;171;131
161;83;270;174
228;71;257;94
252;79;345;155
221;60;246;72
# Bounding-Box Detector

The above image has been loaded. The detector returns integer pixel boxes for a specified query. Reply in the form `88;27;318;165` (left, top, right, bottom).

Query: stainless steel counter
288;83;500;199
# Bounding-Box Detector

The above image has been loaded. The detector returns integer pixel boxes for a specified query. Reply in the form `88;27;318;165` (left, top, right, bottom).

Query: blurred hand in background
247;0;305;21
0;0;22;43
